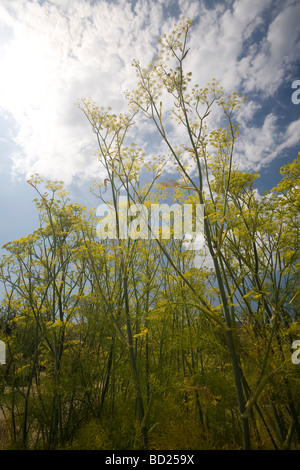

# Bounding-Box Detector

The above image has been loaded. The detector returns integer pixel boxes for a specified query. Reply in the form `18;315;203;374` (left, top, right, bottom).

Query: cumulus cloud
235;113;281;170
0;0;299;186
0;0;166;184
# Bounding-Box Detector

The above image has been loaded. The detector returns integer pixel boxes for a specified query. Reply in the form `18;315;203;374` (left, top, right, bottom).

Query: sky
0;0;299;251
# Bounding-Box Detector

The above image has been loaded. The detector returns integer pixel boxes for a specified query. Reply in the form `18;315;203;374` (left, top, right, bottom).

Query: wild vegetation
0;18;299;450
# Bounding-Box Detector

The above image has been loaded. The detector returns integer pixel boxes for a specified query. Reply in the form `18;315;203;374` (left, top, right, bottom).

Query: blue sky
0;0;299;250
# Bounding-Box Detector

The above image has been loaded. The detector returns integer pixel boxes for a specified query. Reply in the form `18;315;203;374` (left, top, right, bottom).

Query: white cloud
278;118;300;151
235;113;280;171
0;0;165;184
0;0;298;187
234;114;300;172
268;2;300;63
243;1;300;95
183;0;274;93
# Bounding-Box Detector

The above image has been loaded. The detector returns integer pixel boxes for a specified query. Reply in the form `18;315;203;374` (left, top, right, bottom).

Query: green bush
67;419;112;450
